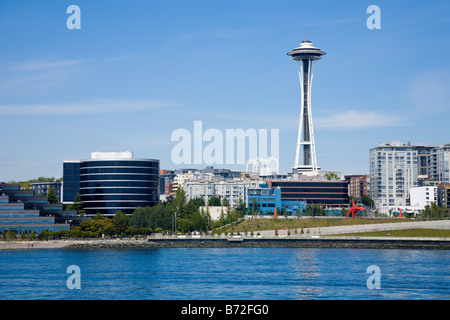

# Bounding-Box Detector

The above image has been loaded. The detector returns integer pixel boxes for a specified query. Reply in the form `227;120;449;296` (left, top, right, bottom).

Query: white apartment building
370;141;418;212
410;186;438;211
184;178;265;208
173;171;214;192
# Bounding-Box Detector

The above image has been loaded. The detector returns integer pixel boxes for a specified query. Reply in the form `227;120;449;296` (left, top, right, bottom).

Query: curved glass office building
64;152;159;216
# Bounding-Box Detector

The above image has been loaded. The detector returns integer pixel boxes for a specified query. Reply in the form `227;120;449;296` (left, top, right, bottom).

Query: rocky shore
2;237;449;250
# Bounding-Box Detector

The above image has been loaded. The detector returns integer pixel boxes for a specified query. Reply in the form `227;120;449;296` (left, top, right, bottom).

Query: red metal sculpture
346;200;365;219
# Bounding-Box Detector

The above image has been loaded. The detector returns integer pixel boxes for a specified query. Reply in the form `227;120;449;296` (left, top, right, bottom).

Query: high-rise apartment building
370;141;418;211
429;143;450;183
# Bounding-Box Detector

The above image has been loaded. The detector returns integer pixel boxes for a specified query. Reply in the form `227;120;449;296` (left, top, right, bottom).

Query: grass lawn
225;217;412;233
332;228;450;238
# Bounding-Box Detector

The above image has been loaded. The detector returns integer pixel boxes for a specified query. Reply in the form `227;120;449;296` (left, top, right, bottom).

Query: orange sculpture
346;200;365;219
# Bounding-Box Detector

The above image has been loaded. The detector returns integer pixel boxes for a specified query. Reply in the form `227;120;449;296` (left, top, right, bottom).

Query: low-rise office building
0;183;72;234
266;180;349;209
248;184;307;215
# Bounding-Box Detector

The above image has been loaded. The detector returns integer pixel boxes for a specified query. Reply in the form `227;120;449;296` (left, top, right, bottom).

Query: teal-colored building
248;184;307;215
0;183;73;234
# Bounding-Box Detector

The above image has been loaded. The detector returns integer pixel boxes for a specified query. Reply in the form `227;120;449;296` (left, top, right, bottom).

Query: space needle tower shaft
287;37;325;175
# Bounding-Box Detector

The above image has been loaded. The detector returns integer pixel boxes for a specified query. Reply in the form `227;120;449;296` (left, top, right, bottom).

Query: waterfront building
369;141;418;212
0;183;72;234
31;180;62;203
287;37;325;176
247;184;307;215
265;180;349;208
184;177;265;208
63;151;159;216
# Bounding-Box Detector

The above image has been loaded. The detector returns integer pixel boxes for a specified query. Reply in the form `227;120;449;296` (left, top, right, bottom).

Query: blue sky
1;0;449;181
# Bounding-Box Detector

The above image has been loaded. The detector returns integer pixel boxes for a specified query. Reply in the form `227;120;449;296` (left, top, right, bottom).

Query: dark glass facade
63;157;159;216
267;180;349;207
63;162;81;203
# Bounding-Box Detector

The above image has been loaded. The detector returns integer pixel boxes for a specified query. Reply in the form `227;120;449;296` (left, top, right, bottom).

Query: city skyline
1;0;450;181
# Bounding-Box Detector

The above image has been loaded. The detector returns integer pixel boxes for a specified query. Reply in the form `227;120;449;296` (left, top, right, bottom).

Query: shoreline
1;237;450;250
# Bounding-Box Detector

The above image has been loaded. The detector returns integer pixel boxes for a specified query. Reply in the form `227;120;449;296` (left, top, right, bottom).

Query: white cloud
12;59;84;72
0;59;86;97
314;110;405;129
0;99;178;116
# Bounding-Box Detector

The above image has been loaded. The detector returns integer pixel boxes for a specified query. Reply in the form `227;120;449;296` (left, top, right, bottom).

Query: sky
0;0;449;181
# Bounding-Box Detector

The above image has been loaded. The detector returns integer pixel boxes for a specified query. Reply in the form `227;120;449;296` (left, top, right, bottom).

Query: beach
0;240;78;250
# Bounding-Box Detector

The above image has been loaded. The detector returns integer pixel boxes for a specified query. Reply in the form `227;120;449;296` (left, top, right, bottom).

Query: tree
208;196;221;207
174;188;186;209
38;229;50;240
112;210;129;235
47;185;58;204
191;212;207;232
177;218;191;233
129;206;150;228
418;202;449;220
325;172;340;181
235;199;247;216
302;204;326;217
148;204;173;231
68;192;84;214
250;199;259;214
93;212;104;221
184;200;198;217
221;197;230;207
192;197;205;207
361;195;374;208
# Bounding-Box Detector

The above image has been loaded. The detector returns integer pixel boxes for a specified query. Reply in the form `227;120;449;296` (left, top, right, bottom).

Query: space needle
287;37;325;176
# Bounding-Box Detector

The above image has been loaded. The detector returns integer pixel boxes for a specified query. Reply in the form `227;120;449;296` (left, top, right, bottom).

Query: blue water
0;248;448;300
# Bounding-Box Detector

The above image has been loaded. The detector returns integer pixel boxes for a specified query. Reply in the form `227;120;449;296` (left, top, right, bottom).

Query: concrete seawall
67;237;450;250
